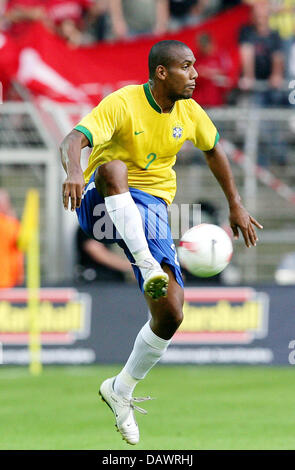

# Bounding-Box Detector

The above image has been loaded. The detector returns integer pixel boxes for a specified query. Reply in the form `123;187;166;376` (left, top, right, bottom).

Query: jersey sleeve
189;100;220;151
74;93;126;147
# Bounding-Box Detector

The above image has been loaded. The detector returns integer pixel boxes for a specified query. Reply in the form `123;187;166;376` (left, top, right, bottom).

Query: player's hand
62;170;85;211
229;204;263;248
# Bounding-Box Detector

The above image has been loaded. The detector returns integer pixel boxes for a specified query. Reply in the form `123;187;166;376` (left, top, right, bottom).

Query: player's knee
97;160;128;195
98;160;128;181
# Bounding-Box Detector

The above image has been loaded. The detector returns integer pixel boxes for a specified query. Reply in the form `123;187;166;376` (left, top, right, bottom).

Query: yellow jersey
75;83;219;205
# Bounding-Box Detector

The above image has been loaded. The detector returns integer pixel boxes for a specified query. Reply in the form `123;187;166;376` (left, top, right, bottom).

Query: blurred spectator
269;0;295;79
218;0;263;11
4;0;107;45
84;0;108;42
239;2;288;166
269;0;295;40
193;32;236;107
168;0;208;30
0;28;19;100
0;189;24;288
46;0;95;46
75;226;134;283
108;0;169;40
290;39;295;77
0;0;7;29
218;0;242;10
4;0;47;38
238;0;285;106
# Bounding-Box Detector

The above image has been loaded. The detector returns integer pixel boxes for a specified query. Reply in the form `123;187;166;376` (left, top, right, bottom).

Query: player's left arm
204;142;263;248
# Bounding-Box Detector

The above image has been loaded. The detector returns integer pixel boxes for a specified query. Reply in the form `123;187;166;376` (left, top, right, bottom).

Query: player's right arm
60;129;89;211
61;92;125;211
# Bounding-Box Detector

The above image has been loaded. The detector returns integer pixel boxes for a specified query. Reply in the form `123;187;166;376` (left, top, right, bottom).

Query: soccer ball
178;224;233;278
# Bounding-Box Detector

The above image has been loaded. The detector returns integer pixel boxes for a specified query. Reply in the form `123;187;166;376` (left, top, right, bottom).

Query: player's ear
156;65;168;81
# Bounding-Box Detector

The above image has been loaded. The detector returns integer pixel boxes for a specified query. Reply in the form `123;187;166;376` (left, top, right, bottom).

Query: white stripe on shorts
81;181;96;200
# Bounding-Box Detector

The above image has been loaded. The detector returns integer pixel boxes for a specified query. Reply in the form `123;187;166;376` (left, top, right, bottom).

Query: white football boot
99;377;153;445
135;258;169;300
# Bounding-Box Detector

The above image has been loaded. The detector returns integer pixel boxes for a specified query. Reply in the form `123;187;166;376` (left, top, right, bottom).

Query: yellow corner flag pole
18;189;41;376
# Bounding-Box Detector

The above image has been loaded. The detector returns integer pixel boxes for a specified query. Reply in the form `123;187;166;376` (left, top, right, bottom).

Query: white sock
114;321;171;399
104;192;152;259
113;369;138;399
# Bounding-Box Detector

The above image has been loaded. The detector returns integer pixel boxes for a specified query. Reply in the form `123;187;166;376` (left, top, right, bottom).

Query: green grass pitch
1;365;294;450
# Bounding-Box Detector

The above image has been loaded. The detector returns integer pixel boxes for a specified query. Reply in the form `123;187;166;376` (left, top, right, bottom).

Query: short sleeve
74;93;126;147
239;25;254;45
189;100;219;151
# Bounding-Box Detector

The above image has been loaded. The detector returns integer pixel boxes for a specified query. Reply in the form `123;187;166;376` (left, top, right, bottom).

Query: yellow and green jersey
75;83;219;205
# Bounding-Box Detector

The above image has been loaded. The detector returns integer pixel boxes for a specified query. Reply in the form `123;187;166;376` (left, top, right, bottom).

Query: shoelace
130;396;155;414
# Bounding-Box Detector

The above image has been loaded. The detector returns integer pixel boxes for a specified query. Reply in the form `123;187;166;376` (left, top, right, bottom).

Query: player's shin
114;320;171;399
104;192;169;299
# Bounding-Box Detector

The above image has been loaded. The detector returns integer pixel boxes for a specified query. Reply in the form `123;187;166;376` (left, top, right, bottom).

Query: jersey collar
143;82;163;114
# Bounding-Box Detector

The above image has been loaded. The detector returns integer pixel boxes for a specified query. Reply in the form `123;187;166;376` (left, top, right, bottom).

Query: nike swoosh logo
134;131;144;135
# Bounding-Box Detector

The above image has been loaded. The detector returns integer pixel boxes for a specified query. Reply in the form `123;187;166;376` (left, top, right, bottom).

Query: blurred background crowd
1;0;244;45
0;0;294;105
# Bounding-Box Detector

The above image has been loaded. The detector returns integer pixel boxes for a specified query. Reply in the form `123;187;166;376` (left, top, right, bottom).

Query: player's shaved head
148;40;191;78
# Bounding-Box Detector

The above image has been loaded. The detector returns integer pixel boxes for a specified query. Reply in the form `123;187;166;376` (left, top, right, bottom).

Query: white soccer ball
178;223;233;278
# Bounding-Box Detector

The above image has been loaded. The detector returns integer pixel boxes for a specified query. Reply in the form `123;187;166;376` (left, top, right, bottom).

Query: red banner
1;5;250;104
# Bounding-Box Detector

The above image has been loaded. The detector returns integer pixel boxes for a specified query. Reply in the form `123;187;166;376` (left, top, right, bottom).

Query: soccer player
60;40;263;445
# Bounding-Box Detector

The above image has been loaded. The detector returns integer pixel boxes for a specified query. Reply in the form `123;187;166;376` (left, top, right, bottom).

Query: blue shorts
76;171;184;291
